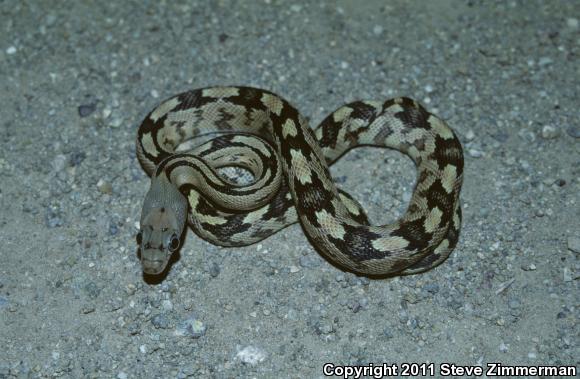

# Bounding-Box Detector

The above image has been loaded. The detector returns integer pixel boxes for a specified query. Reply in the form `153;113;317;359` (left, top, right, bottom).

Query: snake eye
168;234;180;252
136;231;142;245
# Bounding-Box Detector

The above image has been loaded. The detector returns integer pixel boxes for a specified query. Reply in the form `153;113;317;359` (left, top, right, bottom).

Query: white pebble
117;372;128;379
373;25;383;35
236;346;266;365
468;149;484;158
6;46;17;55
162;300;173;311
150;89;159;98
538;57;553;66
102;107;112;119
499;342;509;353
541;125;559;139
110;118;123;128
465;130;475;141
567;18;579;29
424;84;434;93
563;267;572;282
52;154;67;172
340;61;349;69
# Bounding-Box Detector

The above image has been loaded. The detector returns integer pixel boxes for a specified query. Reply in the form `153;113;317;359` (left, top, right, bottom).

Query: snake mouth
141;258;167;275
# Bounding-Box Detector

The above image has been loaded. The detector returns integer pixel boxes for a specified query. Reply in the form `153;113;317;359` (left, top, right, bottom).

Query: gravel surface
1;1;578;378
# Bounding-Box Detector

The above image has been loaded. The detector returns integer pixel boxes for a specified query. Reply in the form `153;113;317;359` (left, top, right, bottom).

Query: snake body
136;86;463;276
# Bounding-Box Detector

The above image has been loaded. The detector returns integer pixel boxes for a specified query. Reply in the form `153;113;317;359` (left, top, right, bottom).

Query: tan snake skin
136;86;463;276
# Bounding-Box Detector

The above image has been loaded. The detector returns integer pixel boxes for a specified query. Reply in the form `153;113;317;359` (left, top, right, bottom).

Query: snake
135;86;463;277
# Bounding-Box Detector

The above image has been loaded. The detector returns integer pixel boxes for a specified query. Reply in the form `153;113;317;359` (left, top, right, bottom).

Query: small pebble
289;265;300;273
566;126;580;138
208;262;220;277
299;255;321;268
97;179;113;194
521;263;536;271
373;25;383;35
499;342;509;353
541;125;559;139
45;205;64;228
117;372;127;379
102;107;112;119
567;236;580;254
175;315;206;338
423;283;440;294
537;57;553;66
78;103;96;117
567;17;579;29
563;267;572;282
468;149;484;158
151;314;170;329
6;46;16;55
69;151;86;167
465;130;475;141
52;154;67;172
110;118;123;128
236;346;266;365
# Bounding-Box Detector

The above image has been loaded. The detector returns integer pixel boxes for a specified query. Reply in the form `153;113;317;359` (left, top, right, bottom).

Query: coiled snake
136;86;463;276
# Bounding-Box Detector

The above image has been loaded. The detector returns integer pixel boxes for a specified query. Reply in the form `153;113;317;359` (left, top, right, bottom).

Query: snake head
137;206;182;275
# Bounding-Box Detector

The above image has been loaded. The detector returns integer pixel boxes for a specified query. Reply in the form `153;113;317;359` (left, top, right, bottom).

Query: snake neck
141;173;189;231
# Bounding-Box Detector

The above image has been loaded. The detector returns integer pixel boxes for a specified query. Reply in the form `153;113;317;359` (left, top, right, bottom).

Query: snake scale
136;86;463;276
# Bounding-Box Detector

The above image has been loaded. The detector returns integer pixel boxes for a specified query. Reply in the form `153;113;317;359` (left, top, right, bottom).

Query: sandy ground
1;0;578;378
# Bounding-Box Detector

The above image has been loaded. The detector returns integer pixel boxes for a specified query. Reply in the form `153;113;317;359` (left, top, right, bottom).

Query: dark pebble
491;131;509;143
78;103;96;117
108;216;121;236
423;283;440;294
447;298;463;310
69;151;87;166
160;283;173;293
45;205;64;228
84;282;101;299
348;300;362;313
358;277;370;286
382;327;394;339
566;126;580;138
208;262;220;278
127;322;141;335
151;314;170;329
